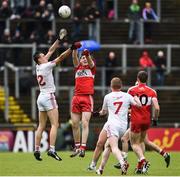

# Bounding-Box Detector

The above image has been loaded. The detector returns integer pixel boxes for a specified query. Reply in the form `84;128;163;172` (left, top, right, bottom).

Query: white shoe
87;164;96;171
96;169;103;175
142;161;150;174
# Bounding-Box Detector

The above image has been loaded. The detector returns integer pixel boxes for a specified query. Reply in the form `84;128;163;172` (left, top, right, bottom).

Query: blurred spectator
28;30;40;44
105;51;117;85
46;3;55;21
142;2;158;43
34;0;54;21
106;0;115;20
107;9;115;20
97;0;104;17
84;1;100;40
10;0;28;19
139;51;155;69
12;29;24;43
23;6;34;18
1;28;12;63
127;0;141;44
44;29;56;44
154;50;166;86
1;28;12;43
0;0;12;18
12;29;24;65
71;1;83;41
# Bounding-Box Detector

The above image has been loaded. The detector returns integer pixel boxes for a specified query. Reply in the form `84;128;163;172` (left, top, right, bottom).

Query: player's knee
51;122;59;129
37;125;45;132
131;143;139;150
121;136;128;144
96;141;104;149
81;120;89;129
111;147;118;154
71;121;79;129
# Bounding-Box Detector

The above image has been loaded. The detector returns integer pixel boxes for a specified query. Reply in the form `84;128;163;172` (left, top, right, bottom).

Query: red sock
160;149;165;156
80;144;86;150
137;159;146;169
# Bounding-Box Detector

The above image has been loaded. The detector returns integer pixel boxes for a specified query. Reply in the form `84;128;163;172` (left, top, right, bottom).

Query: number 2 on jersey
37;75;46;86
113;101;123;114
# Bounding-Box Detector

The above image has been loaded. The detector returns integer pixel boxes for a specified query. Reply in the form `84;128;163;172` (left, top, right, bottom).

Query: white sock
122;152;128;160
91;160;96;167
49;145;55;152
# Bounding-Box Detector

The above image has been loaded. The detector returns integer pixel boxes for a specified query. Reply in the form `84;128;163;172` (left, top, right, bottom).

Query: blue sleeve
142;9;147;20
151;9;158;20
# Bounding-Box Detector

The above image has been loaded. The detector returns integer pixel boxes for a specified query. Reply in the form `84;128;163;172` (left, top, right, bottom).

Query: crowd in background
0;0;159;43
0;0;166;86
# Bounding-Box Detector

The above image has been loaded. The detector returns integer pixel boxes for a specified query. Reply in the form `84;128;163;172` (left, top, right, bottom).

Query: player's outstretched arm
44;39;60;61
82;49;94;68
71;42;82;67
54;42;81;65
72;50;79;67
44;29;67;61
54;48;72;65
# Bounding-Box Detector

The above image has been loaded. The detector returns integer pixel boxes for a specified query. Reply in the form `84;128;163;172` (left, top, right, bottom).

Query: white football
58;5;71;18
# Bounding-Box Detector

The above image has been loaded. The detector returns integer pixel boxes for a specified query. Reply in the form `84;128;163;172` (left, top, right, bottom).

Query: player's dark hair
137;71;148;83
111;77;122;90
33;51;42;64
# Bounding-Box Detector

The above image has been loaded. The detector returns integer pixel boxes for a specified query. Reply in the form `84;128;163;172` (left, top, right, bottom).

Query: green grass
0;151;180;176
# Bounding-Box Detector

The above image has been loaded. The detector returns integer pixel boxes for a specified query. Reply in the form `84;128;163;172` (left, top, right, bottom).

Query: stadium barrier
0;127;179;152
2;61;180;124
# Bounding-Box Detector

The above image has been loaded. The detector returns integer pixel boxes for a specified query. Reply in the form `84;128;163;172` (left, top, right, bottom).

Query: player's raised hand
58;28;67;40
82;49;90;57
70;42;82;50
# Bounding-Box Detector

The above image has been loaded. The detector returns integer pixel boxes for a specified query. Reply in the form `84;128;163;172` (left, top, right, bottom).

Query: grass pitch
0;151;180;176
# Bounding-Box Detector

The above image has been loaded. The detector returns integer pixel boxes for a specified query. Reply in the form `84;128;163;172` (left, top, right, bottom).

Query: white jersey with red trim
36;61;56;93
102;91;136;125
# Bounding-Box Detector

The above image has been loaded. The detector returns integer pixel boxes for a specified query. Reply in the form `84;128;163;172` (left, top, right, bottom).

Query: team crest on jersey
77;70;88;76
75;69;94;78
139;87;145;91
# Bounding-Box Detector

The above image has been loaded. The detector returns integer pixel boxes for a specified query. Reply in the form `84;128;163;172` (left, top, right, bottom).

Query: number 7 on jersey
113;101;123;114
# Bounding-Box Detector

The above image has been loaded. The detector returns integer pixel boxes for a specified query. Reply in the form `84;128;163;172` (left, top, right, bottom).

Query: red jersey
128;83;157;124
74;64;96;95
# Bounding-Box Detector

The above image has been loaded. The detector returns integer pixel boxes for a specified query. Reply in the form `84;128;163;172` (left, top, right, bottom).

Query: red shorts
130;122;150;133
71;95;93;113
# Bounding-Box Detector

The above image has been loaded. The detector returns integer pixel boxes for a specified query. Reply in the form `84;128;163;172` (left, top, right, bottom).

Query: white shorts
103;121;127;138
37;92;58;111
